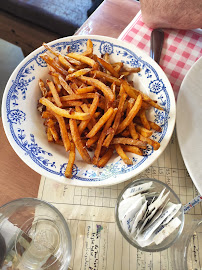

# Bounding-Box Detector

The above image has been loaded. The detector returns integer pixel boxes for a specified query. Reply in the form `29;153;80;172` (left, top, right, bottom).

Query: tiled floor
0;39;24;115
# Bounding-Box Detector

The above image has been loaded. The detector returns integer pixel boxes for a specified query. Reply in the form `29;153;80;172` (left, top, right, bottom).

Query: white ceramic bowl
2;35;176;187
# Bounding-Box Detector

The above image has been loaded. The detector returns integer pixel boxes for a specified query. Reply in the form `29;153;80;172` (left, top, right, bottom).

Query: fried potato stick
69;119;91;163
97;147;114;168
86;107;114;138
51;72;74;95
42;42;60;57
139;108;151;130
91;70;121;86
46;79;62;107
116;94;142;134
58;93;96;101
131;85;164;111
76;86;95;94
86;132;101;148
92;108;117;165
103;90;127;148
80;103;97;129
42;110;56;119
122;145;143;156
115;144;133;165
78;92;100;134
139;134;160;150
39;79;48;97
46;118;59;142
39;97;90;120
66;68;91;81
40;54;68;77
53;113;71;152
123;66;141;73
129;121;139;140
113;62;123;73
82;39;94;56
135;124;153;138
149;121;162;132
58;54;75;73
79;75;115;102
61;101;83;108
134;117;162;132
111;138;147;149
65;142;76;178
127;99;139;140
68;52;99;69
47;65;62;93
97;57;119;78
121;79;138;99
46;127;54;142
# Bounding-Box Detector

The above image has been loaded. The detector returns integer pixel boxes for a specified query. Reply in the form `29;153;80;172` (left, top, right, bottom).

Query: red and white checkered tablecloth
119;11;202;98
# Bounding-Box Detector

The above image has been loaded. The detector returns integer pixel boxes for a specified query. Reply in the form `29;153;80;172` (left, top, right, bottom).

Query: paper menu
38;129;202;270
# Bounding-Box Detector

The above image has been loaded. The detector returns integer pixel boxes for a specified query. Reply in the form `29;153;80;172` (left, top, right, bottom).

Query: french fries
78;93;100;134
116;94;143;134
39;97;90;120
65;142;76;178
53;112;71;152
115;144;133;165
67;52;99;70
38;40;164;179
97;57;119;78
79;76;115;102
103;90;127;147
46;79;62;107
69;119;91;164
92;109;117;165
111;138;147;149
86;107;114;138
82;39;94;56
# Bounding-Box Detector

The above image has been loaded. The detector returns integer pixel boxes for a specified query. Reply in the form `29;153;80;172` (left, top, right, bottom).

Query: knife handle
150;28;164;64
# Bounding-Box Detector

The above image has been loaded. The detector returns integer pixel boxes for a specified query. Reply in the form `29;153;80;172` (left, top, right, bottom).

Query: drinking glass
0;198;71;269
115;178;184;252
169;217;202;269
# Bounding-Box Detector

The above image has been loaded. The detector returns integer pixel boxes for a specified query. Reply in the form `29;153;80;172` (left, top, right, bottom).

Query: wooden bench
0;0;97;56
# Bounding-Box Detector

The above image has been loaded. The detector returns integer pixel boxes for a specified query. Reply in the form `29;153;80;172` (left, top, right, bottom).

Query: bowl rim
1;35;176;187
115;178;185;252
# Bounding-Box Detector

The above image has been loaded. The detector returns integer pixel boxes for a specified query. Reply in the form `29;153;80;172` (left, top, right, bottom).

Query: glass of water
0;198;71;269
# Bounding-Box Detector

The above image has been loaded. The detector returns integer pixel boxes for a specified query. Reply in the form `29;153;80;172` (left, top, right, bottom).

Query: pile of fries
38;39;163;178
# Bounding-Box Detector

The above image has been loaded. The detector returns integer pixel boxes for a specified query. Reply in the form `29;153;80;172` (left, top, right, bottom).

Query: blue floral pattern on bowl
8;109;26;124
2;36;175;186
149;79;166;94
100;41;114;55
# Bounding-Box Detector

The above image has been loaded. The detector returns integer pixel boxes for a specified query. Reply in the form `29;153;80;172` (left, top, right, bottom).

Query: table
0;0;141;206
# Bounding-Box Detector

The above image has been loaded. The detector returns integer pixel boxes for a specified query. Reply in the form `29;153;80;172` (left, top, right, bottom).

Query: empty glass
170;216;202;269
0;198;71;269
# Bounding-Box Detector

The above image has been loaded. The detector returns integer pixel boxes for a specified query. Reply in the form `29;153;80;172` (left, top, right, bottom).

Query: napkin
0;215;20;248
119;11;202;98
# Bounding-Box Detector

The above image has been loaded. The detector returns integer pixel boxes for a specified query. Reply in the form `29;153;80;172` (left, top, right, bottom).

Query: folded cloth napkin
119;11;202;98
